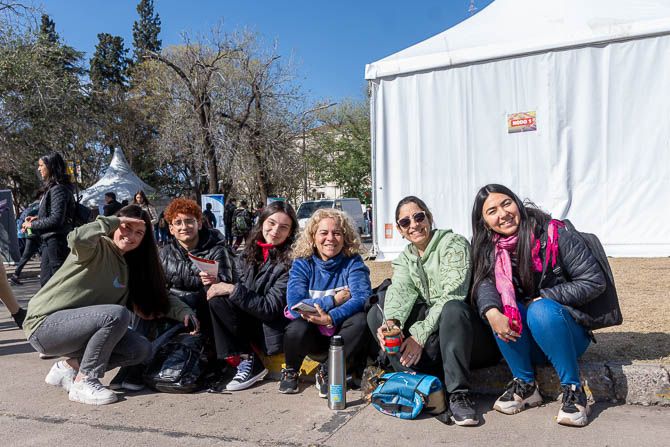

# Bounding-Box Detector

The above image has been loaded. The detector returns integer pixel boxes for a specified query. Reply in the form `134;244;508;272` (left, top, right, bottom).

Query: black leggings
209;295;265;358
367;300;500;394
40;235;69;286
283;312;369;371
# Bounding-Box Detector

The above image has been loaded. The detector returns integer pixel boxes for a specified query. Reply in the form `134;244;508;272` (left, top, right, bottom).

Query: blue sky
43;0;494;103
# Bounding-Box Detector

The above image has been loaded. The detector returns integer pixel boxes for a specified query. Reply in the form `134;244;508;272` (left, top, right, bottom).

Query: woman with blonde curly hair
279;208;371;395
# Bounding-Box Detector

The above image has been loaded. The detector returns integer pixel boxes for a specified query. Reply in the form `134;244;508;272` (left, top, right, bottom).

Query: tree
309;100;371;202
132;0;161;62
90;33;129;90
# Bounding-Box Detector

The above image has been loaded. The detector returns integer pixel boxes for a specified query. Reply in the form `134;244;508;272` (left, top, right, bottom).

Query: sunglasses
397;211;427;229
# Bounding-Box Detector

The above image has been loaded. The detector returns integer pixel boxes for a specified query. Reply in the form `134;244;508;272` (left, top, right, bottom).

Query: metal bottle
327;335;346;410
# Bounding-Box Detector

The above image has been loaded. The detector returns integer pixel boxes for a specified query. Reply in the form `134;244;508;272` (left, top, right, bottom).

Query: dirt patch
365;257;670;364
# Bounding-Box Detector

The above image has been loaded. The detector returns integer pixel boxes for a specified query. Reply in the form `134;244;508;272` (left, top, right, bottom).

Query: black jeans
283;312;370;371
40;235;69;286
14;237;40;277
209;295;265;359
367;299;500;394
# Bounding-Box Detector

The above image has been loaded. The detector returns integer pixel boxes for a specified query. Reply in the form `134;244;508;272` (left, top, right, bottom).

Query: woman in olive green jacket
367;196;499;426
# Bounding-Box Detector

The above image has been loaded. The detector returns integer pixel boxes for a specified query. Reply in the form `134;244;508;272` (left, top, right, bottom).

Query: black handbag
143;332;207;393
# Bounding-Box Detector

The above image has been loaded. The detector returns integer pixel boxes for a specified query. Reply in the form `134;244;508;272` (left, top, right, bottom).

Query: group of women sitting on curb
17;183;607;428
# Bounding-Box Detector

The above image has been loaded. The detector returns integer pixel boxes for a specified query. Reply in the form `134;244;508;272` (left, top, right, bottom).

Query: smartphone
291;302;318;314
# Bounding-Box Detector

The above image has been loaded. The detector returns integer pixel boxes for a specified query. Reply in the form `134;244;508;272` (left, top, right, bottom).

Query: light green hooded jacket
383;229;472;345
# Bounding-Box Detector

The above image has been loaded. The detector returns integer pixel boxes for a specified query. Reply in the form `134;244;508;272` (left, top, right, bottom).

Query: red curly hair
164;198;202;224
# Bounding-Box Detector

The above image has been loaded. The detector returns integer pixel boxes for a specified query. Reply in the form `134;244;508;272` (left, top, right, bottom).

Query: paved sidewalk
2;268;670;446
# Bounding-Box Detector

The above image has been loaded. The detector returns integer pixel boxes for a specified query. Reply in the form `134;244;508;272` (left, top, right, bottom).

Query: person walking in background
281;208;371;395
232;200;253;250
367;196;500;426
1;262;27;328
364;205;373;236
253;201;265;225
203;202;217;229
10;201;40;285
470;184;606;427
156;211;168;245
103;192;123;217
132;190;158;228
21;152;75;286
207;201;298;391
224;198;237;246
23;205;196;405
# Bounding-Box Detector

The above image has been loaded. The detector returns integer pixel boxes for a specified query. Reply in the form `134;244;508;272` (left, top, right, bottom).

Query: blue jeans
494;298;590;386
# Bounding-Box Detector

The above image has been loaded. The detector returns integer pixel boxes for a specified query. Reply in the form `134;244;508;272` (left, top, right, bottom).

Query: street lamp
301;102;337;202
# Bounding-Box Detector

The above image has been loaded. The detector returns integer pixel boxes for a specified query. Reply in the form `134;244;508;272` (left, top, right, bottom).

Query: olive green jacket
384;229;472;345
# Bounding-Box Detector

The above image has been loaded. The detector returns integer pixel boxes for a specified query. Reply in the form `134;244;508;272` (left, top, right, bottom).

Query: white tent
80;148;157;208
366;0;670;259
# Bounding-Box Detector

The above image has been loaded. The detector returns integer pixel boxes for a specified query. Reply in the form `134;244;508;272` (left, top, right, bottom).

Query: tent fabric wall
368;26;670;259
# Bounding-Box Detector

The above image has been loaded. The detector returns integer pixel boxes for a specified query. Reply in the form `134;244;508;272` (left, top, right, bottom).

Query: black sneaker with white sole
493;378;543;414
449;392;479;426
279;368;299;394
315;363;328;398
556;384;590;427
225;353;268;391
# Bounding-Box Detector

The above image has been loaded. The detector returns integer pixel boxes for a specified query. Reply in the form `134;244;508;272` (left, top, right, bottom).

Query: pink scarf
493;220;564;334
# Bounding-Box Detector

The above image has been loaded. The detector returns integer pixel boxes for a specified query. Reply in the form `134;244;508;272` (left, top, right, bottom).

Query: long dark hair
470;184;551;300
241;201;298;267
117;205;169;317
394;195;434;228
133;190;151;206
39;152;71;188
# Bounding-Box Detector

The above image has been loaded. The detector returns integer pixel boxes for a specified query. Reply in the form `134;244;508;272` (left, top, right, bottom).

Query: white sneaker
225;354;268;391
69;378;118;405
493;378;543;415
45;361;77;392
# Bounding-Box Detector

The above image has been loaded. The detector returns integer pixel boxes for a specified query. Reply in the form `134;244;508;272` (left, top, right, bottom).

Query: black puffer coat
31;184;74;239
475;223;606;327
226;253;291;355
160;228;235;303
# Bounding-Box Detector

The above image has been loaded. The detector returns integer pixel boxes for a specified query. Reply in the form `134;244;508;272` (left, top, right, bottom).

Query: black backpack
72;202;91;227
542;219;623;330
143;332;207;393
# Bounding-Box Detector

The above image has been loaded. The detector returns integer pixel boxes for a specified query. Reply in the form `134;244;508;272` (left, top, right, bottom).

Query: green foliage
132;0;161;62
90;33;129;90
310;100;371;202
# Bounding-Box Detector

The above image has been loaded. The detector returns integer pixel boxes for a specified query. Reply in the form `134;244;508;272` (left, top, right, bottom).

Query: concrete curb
470;361;670;406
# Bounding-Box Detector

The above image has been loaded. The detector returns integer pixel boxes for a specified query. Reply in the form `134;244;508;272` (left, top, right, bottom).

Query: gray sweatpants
28;304;151;379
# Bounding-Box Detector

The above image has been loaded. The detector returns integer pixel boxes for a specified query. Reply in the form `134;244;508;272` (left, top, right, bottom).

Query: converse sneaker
449;392;479;426
279;368;299;394
8;274;22;286
556;384;590;427
315;363;328;398
493;378;543;415
225;353;268;391
69;378;118;405
45;360;76;392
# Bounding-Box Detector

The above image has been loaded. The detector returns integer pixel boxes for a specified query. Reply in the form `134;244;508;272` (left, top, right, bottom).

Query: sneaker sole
121;382;145;392
69;390;118;406
45;374;74;392
226;368;269;391
279;386;299;394
556;408;590;427
493;397;543;415
451;416;479;426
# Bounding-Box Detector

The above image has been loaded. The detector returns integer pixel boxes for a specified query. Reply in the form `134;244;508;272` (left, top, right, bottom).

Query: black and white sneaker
493;378;543;414
449;392;479;426
556;384;590;427
279;368;299;394
315;363;328;398
225;353;268;391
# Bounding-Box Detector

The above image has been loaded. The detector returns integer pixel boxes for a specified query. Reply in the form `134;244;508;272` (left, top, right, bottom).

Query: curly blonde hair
292;208;363;259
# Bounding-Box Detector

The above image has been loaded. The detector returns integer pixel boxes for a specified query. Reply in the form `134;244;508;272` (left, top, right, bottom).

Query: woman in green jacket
367;196;499;426
24;205;196;406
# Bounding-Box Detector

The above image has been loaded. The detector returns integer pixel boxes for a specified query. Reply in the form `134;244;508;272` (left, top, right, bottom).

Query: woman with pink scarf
471;184;606;427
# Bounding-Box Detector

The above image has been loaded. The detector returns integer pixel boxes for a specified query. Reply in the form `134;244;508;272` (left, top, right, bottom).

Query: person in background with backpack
367;196;500;426
470;184;606;427
22;205;196;405
232;200;253;250
21;152;75;286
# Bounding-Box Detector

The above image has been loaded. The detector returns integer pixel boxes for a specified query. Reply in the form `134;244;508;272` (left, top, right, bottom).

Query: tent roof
80;148;156;207
366;0;670;79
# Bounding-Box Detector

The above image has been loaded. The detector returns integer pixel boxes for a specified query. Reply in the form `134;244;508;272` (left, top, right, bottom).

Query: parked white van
297;198;367;237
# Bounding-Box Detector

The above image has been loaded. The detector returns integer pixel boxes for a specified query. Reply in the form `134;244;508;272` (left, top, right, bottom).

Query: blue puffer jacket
286;253;371;327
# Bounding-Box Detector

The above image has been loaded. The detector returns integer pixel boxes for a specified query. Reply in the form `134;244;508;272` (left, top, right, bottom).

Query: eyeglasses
170;218;197;227
397;211;427;229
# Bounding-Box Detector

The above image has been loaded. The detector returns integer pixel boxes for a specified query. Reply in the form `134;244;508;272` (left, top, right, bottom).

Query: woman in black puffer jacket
206;201;298;392
471;184;606;428
22;152;74;286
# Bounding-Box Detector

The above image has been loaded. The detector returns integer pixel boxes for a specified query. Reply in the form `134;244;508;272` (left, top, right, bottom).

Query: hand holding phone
291;302;318;314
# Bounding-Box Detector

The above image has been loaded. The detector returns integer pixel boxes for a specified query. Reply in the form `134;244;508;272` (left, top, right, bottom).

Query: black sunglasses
397;211;427;229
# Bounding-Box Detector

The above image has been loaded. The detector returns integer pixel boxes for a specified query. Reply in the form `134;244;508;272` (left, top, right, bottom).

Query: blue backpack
370;372;446;419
